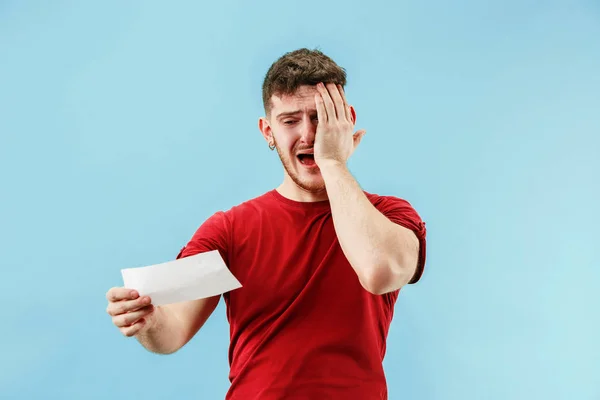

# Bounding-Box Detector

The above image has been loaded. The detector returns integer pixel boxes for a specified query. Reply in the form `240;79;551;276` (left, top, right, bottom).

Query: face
259;85;325;193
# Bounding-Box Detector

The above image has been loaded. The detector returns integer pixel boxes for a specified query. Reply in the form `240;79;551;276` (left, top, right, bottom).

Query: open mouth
297;153;316;167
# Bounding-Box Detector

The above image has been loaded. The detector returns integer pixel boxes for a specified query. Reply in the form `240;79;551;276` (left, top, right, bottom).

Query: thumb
353;129;366;147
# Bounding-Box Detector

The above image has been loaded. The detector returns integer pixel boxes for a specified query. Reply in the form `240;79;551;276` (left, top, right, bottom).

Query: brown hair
262;48;347;116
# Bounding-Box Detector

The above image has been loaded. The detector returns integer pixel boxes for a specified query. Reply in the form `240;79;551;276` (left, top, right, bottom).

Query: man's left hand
314;82;366;167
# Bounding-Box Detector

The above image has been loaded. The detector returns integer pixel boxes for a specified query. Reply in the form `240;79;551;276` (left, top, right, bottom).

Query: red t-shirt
177;189;427;399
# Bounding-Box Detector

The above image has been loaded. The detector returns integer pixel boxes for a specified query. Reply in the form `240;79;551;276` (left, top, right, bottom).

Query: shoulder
178;191;275;260
364;191;426;234
365;191;428;284
222;190;276;219
364;191;417;212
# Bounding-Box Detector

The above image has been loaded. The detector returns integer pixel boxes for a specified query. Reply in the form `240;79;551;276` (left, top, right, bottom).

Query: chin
278;150;327;193
294;173;326;193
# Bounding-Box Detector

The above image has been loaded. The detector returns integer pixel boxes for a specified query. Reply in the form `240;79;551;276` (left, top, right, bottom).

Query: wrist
317;159;347;176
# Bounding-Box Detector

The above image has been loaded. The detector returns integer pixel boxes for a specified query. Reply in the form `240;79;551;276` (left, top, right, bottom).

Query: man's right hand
106;287;155;337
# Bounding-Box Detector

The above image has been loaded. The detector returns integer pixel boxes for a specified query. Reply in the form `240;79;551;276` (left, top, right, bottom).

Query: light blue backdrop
1;1;598;399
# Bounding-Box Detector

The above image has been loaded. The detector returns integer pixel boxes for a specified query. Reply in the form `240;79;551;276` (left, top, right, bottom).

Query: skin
105;82;420;352
258;84;365;201
260;83;419;293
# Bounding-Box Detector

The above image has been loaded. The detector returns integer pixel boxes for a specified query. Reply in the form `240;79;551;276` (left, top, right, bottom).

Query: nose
299;116;317;145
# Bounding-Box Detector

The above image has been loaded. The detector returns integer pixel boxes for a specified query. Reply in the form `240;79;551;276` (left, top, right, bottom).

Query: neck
276;174;328;202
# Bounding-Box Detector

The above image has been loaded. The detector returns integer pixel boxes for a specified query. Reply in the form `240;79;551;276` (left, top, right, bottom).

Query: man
105;48;427;399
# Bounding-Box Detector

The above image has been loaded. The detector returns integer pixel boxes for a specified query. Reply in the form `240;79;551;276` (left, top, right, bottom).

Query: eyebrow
275;109;317;120
275;110;302;120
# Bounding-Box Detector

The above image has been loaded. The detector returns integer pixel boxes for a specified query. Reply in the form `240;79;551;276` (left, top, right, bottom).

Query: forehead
270;85;318;112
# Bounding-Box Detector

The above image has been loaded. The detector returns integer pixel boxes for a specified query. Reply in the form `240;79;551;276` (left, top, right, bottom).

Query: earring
268;141;275;151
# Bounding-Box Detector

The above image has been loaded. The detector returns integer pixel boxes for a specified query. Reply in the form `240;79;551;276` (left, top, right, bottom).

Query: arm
313;82;422;294
320;162;420;294
136;211;232;353
106;286;220;354
107;211;232;353
135;295;220;354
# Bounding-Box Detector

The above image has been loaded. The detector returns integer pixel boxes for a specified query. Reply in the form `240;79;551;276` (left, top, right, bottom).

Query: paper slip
121;250;242;306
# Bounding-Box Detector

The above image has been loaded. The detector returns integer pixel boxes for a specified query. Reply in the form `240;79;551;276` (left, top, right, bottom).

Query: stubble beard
274;140;325;193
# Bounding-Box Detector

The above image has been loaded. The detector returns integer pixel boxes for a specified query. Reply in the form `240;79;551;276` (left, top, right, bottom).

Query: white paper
121;250;242;306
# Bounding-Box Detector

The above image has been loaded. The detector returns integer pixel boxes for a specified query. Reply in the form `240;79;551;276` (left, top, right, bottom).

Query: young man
105;48;427;399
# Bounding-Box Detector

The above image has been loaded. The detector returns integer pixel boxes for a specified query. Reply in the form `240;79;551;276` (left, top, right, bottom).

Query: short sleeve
176;211;231;265
374;196;427;285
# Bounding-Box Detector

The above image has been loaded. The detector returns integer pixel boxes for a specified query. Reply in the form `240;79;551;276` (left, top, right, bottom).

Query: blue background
1;1;598;399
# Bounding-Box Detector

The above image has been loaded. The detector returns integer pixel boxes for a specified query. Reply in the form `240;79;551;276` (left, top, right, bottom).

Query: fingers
316;82;352;123
113;305;154;328
106;287;154;337
120;319;147;337
315;92;328;123
106;295;152;316
325;83;345;120
316;83;336;120
106;287;139;302
337;84;353;122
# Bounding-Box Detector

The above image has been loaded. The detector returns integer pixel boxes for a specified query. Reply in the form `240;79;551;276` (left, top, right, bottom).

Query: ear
258;117;273;144
349;105;357;125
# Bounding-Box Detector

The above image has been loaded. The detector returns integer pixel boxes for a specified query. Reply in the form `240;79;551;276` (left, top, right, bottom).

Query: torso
178;189;425;399
222;191;397;399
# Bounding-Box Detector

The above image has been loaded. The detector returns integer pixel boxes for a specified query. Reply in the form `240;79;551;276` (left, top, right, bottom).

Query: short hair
262;48;347;116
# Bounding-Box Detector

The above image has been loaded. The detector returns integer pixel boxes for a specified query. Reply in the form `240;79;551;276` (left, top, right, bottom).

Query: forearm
320;161;418;294
135;305;188;354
